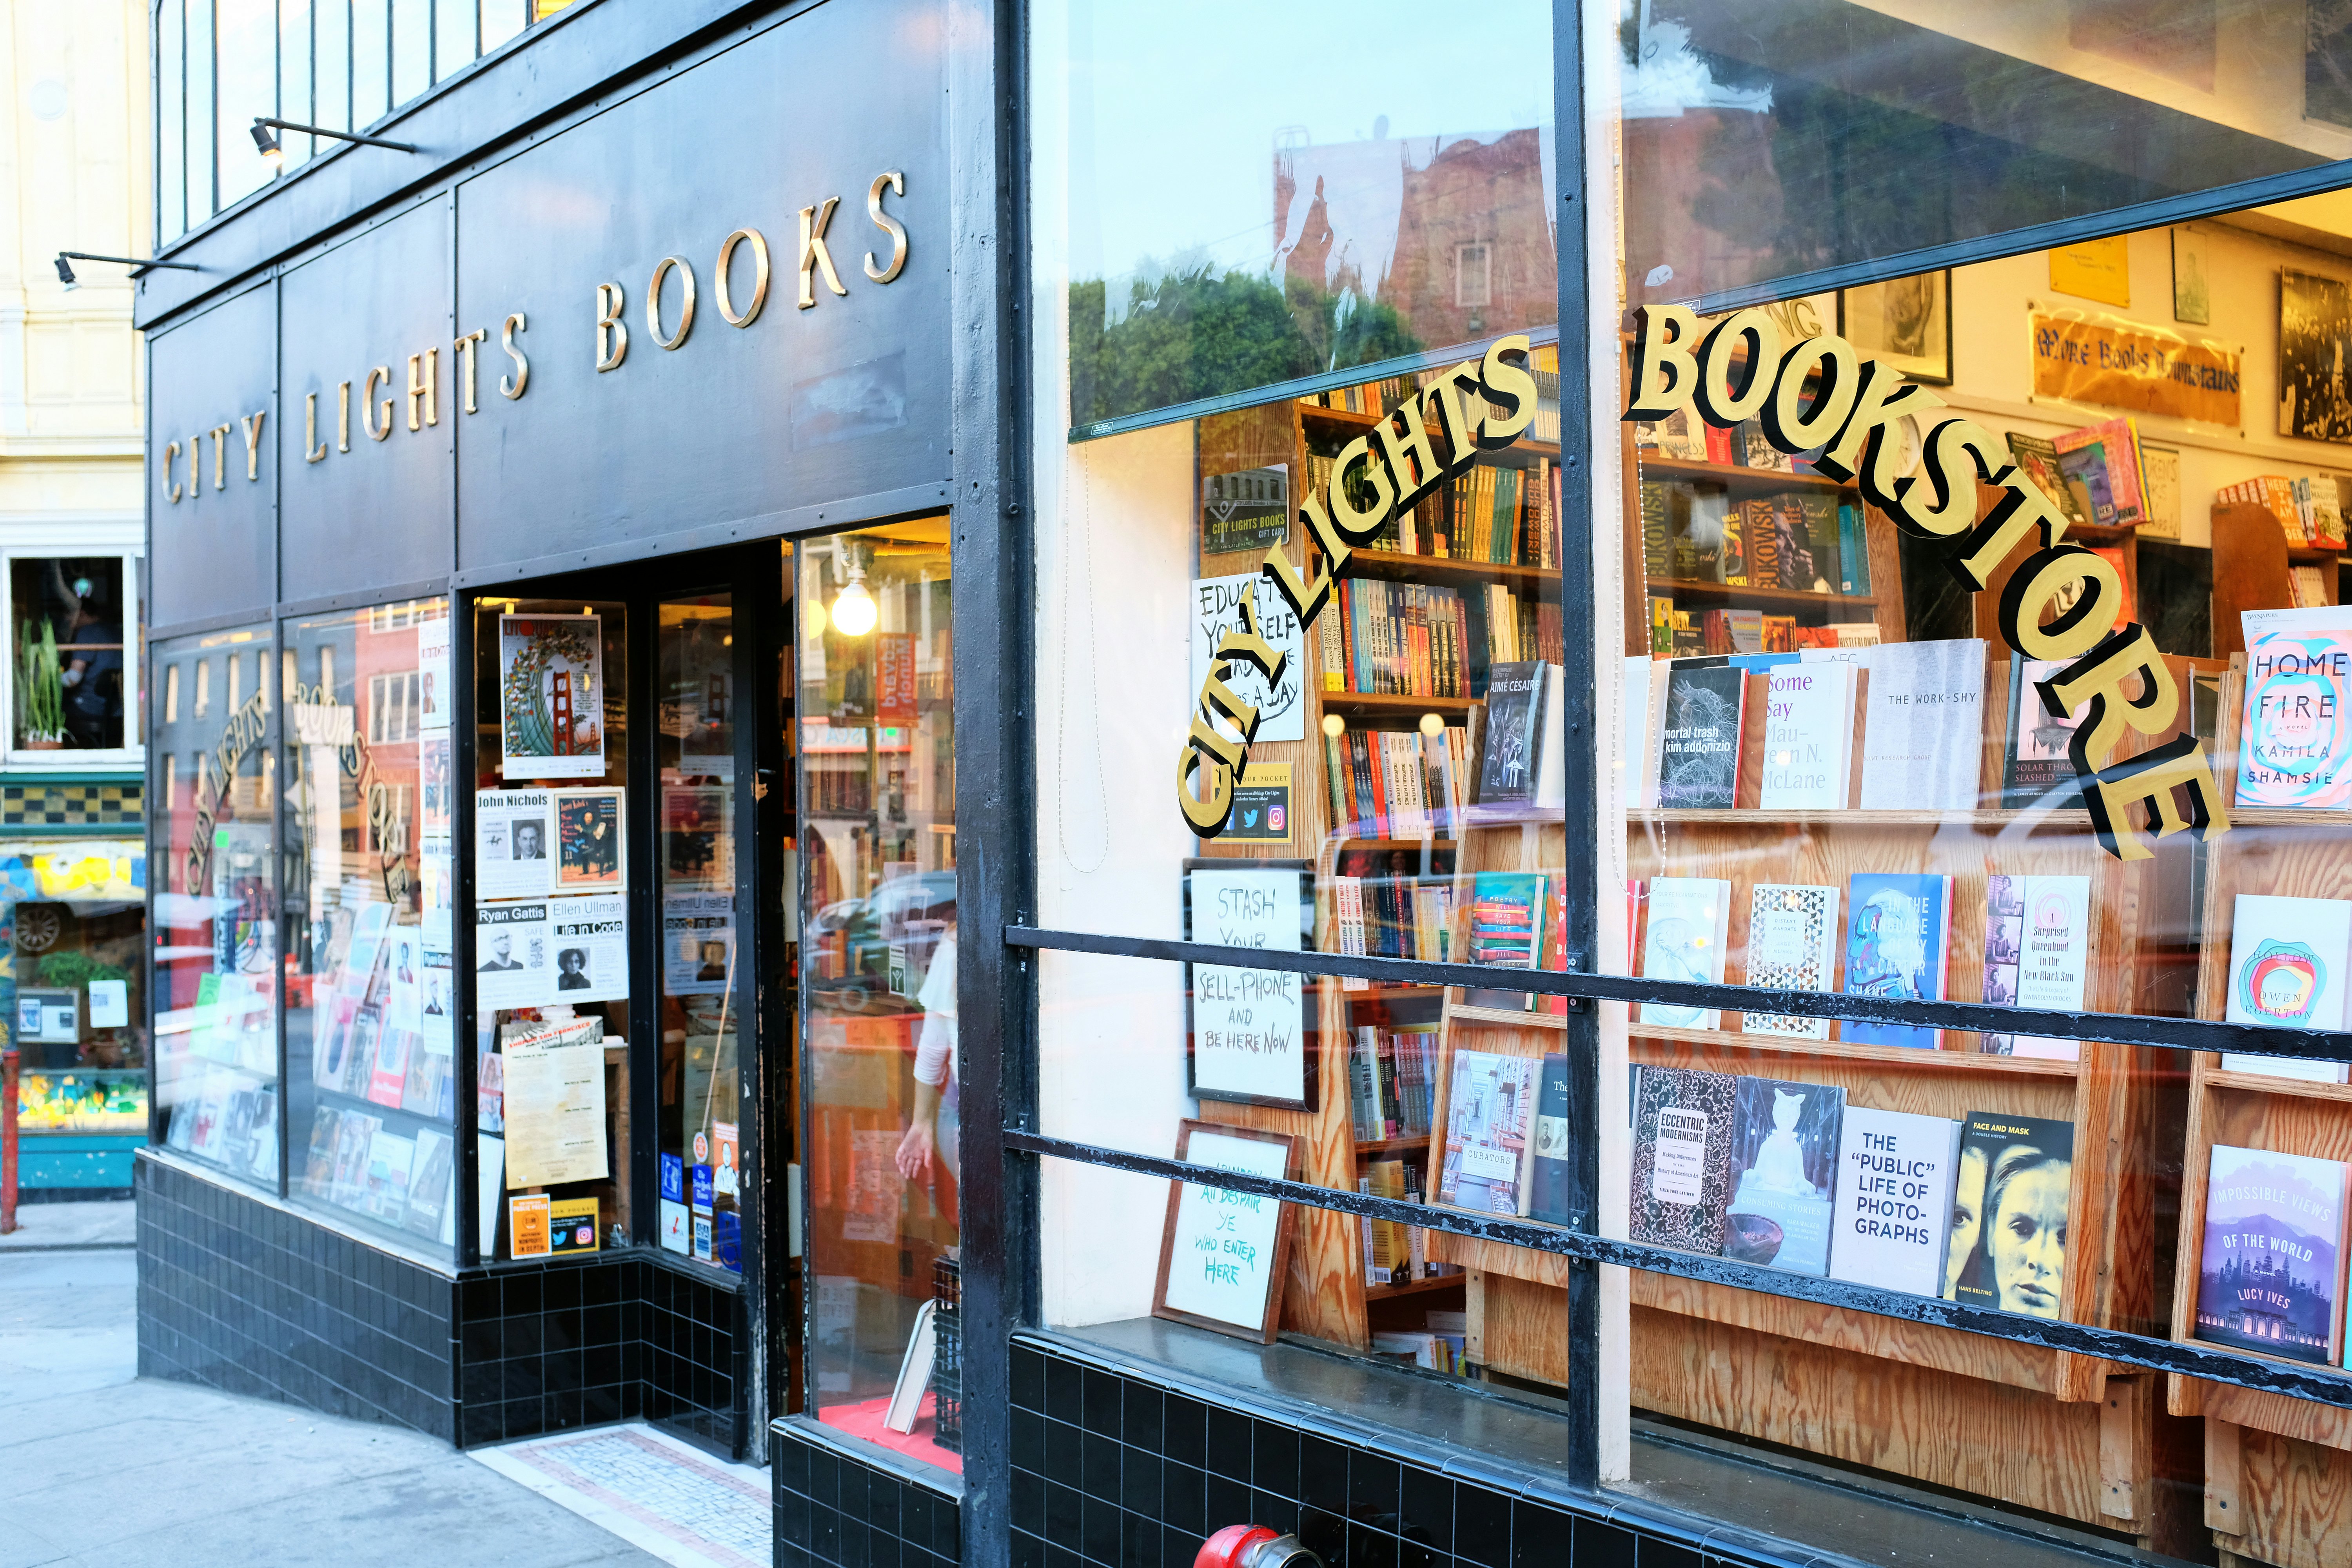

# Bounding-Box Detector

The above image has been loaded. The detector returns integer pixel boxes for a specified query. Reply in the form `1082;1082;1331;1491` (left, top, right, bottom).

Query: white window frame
1455;240;1493;309
1;543;145;768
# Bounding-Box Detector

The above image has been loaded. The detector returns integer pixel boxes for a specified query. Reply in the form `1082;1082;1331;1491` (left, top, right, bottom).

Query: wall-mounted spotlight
251;116;419;173
54;252;200;291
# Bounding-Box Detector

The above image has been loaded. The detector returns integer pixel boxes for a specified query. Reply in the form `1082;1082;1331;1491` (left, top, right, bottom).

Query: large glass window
283;597;456;1256
798;520;960;1471
10;555;140;757
151;625;278;1186
6;845;150;1148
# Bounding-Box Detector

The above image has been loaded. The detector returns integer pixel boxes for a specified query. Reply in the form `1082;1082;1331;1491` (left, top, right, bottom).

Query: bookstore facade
130;3;2352;1568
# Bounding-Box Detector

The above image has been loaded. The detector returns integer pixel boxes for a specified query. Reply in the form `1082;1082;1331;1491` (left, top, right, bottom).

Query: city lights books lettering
2194;1145;2348;1365
1739;883;1840;1041
1979;875;2090;1061
2220;893;2352;1083
2235;607;2352;809
1828;1107;1965;1297
1942;1112;2074;1319
1857;639;1984;810
1639;877;1732;1031
1841;873;1953;1049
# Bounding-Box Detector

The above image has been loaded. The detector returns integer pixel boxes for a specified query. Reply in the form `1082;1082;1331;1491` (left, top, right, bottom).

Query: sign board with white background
1152;1122;1300;1343
1190;573;1307;745
1183;859;1316;1110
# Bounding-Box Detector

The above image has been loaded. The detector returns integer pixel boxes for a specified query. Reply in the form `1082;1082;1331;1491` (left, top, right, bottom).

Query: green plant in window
16;618;65;746
35;949;130;992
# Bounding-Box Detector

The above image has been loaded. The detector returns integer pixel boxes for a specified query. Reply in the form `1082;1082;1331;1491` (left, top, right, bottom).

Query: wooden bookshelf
1636;456;1851;495
1644;577;1878;611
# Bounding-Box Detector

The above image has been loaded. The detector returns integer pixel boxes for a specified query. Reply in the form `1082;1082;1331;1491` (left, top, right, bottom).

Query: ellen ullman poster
499;613;607;779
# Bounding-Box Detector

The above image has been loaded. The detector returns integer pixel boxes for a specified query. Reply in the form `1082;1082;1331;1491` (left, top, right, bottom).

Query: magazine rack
2167;660;2352;1568
1420;642;2206;1553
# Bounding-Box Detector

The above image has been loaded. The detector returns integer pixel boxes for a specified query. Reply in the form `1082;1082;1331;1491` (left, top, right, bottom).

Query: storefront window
152;624;278;1186
282;597;457;1256
11;556;138;756
799;519;960;1470
472;599;630;1264
6;849;149;1144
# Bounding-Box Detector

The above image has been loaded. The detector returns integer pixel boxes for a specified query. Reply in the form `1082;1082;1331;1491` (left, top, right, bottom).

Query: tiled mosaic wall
2;779;142;827
139;1155;746;1455
774;1421;963;1568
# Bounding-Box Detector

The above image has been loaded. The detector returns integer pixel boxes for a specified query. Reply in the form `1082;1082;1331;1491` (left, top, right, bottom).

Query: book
1630;1065;1739;1254
884;1298;939;1434
1757;661;1854;809
1978;875;2091;1061
1829;1107;1965;1297
1739;883;1840;1040
1655;662;1746;809
1857;639;1985;811
1477;661;1550;806
1639;876;1733;1030
404;1127;456;1240
1526;1053;1573;1225
2001;659;2089;810
2220;896;2352;1069
1798;495;1838;594
1835;502;1871;596
1842;873;1953;1049
1943;1111;2074;1317
2004;432;2094;531
2053;416;2147;528
1436;1049;1538;1214
1466;871;1546;1011
1722;1077;1846;1276
2192;1145;2348;1365
2235;612;2352;809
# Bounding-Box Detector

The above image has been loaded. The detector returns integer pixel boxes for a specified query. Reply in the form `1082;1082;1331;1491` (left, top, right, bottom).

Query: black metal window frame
978;0;2352;1519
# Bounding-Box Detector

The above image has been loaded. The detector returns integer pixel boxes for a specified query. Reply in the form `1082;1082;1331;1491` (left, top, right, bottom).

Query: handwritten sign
1191;573;1305;745
1185;860;1313;1108
1154;1122;1298;1342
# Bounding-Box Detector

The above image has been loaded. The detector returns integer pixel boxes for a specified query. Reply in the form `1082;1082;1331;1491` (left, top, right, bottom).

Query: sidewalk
0;1197;137;1250
0;1233;664;1568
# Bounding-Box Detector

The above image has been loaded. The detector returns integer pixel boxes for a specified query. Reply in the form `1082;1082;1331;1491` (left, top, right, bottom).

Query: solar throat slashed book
2194;1144;2348;1366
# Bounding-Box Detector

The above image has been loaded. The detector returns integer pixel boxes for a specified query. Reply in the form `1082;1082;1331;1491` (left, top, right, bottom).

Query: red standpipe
1;1045;19;1234
1194;1525;1319;1568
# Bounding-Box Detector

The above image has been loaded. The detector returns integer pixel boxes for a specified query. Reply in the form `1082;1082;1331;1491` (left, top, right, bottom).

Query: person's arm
895;1007;953;1180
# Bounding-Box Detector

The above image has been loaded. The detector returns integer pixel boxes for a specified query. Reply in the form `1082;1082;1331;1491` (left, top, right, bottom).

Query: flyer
416;615;451;733
419;833;454;946
554;788;625;891
385;927;425;1032
420;946;454;1053
501;1019;610;1187
419;733;452;834
548;893;629;1004
474;789;554;901
660;786;731;891
474;899;551;1011
499;613;606;779
508;1194;552;1259
663;891;736;996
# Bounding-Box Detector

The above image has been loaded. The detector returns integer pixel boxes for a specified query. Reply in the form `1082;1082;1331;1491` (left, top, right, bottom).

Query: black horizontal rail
1005;925;2352;1066
1008;1129;2352;1411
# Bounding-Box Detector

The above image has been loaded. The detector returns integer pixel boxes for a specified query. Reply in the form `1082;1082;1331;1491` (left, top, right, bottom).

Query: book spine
1321;577;1345;691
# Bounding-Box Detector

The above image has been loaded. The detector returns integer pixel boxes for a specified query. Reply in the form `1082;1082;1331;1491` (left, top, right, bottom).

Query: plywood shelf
1631;807;2090;828
1344;548;1561;590
1629;1023;2083;1077
1322;692;1479;720
2200;1067;2352;1103
1338;985;1447;1004
1365;1273;1466;1300
1355;1135;1434;1156
1644;576;1878;611
1637;456;1851;495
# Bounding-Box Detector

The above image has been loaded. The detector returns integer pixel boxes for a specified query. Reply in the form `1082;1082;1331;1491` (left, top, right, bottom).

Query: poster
2280;269;2352;444
1158;1127;1292;1330
420;734;452;834
548;893;629;1003
419;834;454;946
2050;237;2130;307
1201;466;1290;557
474;899;551;1011
416;615;451;732
1191;573;1306;745
2172;227;2211;325
498;613;606;779
1220;762;1293;846
508;1194;552;1259
842;1127;902;1242
385;928;424;1032
877;632;917;726
2028;311;2241;426
501;1019;610;1187
554;788;624;890
663;891;735;996
1185;862;1312;1107
661;786;731;890
474;789;553;900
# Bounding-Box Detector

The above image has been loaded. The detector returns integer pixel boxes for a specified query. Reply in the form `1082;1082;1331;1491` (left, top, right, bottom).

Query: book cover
1526;1053;1573;1225
1477;661;1548;806
1843;873;1953;1049
2054;417;2147;526
404;1127;456;1240
1630;1065;1739;1254
2004;432;2094;530
1722;1077;1846;1276
1979;876;2090;1060
1757;661;1853;810
1829;1107;1964;1297
1944;1111;2074;1317
2194;1145;2347;1365
1799;494;1838;593
2223;894;2352;1042
1857;639;1985;811
1656;664;1746;809
1466;871;1545;1010
363;1127;416;1225
1639;876;1733;1030
2235;619;2352;808
1436;1049;1538;1215
2002;659;2089;810
1740;883;1840;1040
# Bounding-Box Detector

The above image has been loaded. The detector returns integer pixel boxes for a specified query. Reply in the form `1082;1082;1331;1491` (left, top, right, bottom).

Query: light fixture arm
56;251;200;281
253;117;419;154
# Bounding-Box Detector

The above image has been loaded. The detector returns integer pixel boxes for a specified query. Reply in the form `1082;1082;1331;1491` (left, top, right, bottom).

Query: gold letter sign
1618;303;2229;862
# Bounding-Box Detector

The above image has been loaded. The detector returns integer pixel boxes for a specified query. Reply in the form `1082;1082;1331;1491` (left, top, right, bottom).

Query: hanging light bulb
831;566;877;637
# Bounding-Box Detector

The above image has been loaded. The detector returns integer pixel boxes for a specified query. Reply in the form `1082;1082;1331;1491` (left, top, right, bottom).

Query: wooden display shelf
1629;1022;2085;1078
1345;547;1561;590
1323;691;1478;720
1636;456;1850;495
1365;1273;1466;1301
1331;837;1459;855
1644;576;1877;611
1337;985;1447;1004
1298;402;1562;457
1356;1135;1434;1156
1632;807;2092;828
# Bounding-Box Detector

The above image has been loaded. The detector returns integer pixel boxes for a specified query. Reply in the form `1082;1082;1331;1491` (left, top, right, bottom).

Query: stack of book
1330;849;1455;963
1329;579;1474;696
1323;723;1470;839
2218;474;2352;548
1349;1025;1439;1142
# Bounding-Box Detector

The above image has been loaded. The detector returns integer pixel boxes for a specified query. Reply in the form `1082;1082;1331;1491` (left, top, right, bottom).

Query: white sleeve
914;1007;954;1088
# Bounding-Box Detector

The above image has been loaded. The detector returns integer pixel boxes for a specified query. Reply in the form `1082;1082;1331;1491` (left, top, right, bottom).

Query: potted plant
17;618;66;749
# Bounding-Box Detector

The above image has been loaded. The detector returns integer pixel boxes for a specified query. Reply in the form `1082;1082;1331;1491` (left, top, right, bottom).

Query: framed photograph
1152;1120;1301;1344
554;787;626;890
2279;269;2352;445
2171;227;2211;326
1838;270;1952;385
1182;857;1317;1111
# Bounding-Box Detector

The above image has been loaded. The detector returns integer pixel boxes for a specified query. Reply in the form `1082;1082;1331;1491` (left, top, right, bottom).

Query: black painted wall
139;1154;745;1454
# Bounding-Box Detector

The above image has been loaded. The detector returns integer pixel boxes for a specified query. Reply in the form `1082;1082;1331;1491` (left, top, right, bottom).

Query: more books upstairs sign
1624;304;2230;863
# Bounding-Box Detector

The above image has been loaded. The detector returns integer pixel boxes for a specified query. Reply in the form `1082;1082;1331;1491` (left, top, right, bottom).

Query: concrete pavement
0;1197;137;1250
0;1230;664;1568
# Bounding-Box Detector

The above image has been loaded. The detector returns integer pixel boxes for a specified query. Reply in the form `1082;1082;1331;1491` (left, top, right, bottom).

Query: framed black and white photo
2171;226;2211;326
1838;270;1952;385
2279;268;2352;444
1182;857;1318;1111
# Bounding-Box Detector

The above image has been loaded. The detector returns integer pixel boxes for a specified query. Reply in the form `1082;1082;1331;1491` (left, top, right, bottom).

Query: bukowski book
2194;1144;2348;1366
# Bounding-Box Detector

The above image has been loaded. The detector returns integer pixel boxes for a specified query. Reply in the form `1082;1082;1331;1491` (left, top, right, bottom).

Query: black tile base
773;1418;962;1568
